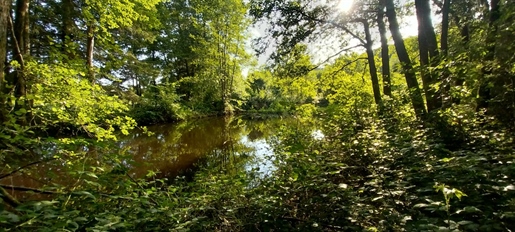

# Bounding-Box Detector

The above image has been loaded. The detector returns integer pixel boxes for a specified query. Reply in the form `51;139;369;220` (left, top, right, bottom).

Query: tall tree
61;0;76;55
0;0;9;121
477;0;500;111
439;0;452;108
440;0;451;55
11;0;30;124
377;1;391;97
385;0;426;118
359;19;383;108
415;0;441;112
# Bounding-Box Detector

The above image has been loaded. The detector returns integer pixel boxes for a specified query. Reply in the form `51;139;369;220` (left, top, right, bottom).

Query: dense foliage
1;0;515;231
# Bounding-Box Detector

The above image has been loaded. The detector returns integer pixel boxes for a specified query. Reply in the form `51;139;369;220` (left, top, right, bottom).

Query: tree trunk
385;0;427;118
440;0;450;55
14;0;29;56
377;3;391;97
11;0;30;125
415;0;441;112
87;25;95;82
452;20;470;105
361;20;383;110
13;0;29;98
477;0;500;111
440;0;451;108
61;0;75;57
0;0;9;122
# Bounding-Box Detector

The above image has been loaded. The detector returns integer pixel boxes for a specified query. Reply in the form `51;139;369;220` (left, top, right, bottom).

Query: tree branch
0;185;56;194
0;186;21;208
330;57;368;77
292;8;367;46
310;17;367;46
8;13;24;69
310;44;363;71
1;184;138;201
0;158;58;180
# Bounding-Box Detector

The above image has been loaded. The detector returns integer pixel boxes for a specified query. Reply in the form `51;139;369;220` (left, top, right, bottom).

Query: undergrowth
1;108;515;231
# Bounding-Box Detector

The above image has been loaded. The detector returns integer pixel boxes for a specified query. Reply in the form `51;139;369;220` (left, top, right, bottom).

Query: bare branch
0;158;59;180
330;57;368;77
291;8;367;46
309;17;367;45
0;186;21;207
1;185;138;201
0;185;56;194
8;14;24;69
310;44;363;71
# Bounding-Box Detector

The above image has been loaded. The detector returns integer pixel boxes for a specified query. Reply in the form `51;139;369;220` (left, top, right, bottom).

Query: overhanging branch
0;158;59;180
310;44;363;71
0;185;56;194
330;57;368;77
290;7;367;46
309;17;367;46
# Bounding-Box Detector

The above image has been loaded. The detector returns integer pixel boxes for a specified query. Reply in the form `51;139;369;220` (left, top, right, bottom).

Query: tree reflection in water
1;116;318;200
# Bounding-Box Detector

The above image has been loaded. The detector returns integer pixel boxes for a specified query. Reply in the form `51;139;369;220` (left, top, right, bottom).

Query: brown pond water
1;116;312;201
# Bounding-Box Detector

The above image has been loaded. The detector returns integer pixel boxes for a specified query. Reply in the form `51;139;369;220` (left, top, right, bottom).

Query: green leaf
291;172;298;181
86;172;99;179
458;221;474;225
67;220;79;230
74;191;96;199
453;189;467;200
439;157;454;162
413;203;429;208
456;206;482;214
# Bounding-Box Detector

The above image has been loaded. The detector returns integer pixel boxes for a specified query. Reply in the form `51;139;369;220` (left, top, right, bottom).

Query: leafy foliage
2;0;515;231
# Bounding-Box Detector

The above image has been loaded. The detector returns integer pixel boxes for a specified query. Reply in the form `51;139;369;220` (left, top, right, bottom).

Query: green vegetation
1;0;515;231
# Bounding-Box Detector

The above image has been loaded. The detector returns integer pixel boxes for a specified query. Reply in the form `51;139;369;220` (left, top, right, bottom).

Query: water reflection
118;116;290;180
241;136;276;177
2;116;308;199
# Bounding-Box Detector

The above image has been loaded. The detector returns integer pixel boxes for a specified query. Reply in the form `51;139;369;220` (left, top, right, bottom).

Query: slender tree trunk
477;0;500;111
222;23;230;112
441;0;452;108
13;0;29;98
440;0;451;55
11;0;30;125
361;20;383;110
230;35;241;102
86;25;95;82
0;0;9;122
452;19;470;105
377;3;391;97
385;0;427;118
415;0;441;112
417;0;439;60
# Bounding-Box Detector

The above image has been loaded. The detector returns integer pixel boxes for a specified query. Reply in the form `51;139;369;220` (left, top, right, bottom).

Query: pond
120;116;292;180
2;115;320;200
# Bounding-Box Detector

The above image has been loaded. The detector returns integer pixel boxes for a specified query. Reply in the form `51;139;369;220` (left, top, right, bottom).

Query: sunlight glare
338;0;354;12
